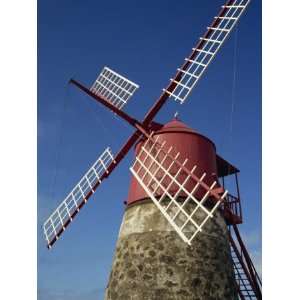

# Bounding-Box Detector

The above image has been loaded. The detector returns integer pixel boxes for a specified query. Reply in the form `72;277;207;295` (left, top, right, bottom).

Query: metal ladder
231;244;257;299
229;225;262;300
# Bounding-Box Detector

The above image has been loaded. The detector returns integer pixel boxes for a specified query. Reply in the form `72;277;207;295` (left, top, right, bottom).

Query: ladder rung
184;58;206;67
177;68;198;79
222;5;246;8
214;16;237;20
192;48;214;55
208;26;230;32
240;276;249;280
200;37;221;44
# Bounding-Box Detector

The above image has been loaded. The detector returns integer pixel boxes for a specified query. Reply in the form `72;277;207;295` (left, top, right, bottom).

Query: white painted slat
222;5;246;8
192;48;214;56
177;68;198;79
214;16;237;20
162;88;185;103
207;26;230;32
184;58;206;67
200;37;222;44
170;79;191;91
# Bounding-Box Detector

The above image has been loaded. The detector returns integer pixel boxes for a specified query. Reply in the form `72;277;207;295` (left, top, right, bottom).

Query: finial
174;111;179;120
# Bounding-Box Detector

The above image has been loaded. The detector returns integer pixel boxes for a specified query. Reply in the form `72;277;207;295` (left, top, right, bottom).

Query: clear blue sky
38;1;261;299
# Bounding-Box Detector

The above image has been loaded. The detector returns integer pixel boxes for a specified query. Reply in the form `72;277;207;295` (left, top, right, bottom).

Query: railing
220;193;242;224
238;236;262;289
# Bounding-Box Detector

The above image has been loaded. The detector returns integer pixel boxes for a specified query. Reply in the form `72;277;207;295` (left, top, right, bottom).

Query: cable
226;27;239;176
229;28;238;140
49;84;69;203
83;94;120;147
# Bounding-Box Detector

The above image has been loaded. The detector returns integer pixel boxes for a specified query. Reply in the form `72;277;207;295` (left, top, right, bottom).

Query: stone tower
104;119;237;300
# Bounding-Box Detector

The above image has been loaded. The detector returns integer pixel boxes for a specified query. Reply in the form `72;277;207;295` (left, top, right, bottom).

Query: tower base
104;200;237;300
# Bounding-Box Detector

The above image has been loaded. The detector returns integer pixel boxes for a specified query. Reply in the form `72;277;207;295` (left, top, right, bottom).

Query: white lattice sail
43;147;115;248
130;136;228;245
164;0;250;104
90;67;139;110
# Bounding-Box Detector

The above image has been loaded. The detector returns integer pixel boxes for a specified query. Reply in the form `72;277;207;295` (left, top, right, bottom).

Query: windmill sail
130;135;228;245
90;67;139;110
163;0;250;104
43;147;115;248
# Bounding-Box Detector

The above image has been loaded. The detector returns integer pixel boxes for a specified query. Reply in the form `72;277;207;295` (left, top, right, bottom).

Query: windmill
42;0;261;299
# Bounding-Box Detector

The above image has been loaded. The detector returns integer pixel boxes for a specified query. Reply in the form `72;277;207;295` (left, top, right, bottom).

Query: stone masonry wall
104;200;237;300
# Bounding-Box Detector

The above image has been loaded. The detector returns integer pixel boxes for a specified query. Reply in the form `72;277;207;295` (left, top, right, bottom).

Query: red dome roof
157;118;198;134
153;117;215;149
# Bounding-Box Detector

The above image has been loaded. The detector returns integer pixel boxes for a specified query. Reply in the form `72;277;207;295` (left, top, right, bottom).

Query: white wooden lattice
164;0;250;104
90;67;139;110
43;147;115;248
130;136;228;245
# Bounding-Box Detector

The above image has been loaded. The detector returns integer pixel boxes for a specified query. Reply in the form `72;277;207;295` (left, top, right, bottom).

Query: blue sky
38;0;261;299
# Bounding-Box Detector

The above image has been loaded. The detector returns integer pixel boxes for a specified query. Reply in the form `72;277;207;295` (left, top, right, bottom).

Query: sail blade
43;147;115;248
130;135;227;245
90;66;139;110
163;0;250;104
